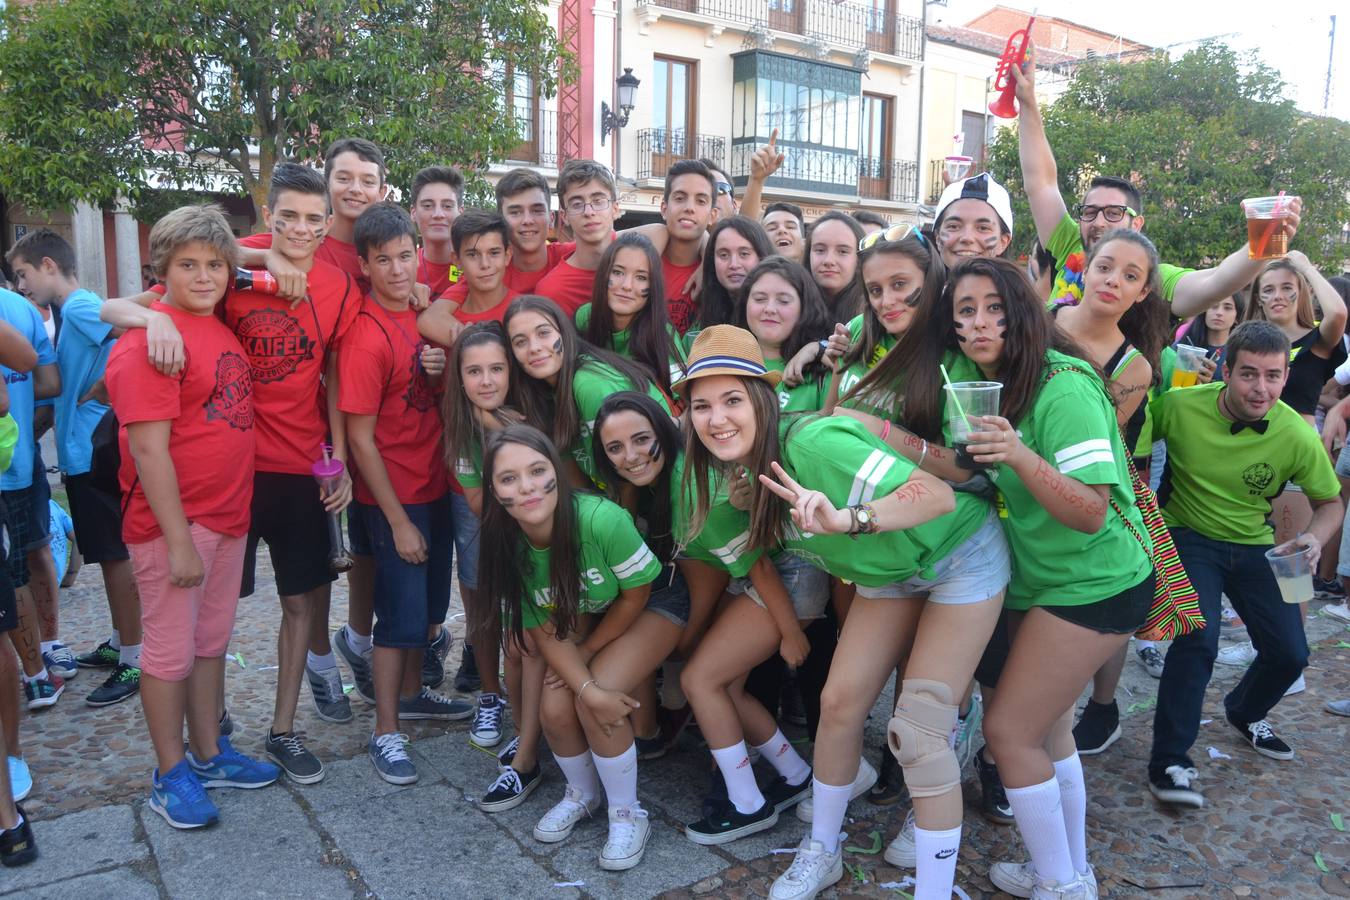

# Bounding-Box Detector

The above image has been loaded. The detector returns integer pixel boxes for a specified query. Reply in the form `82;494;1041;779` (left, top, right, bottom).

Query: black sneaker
75;641;119;669
685;798;779;845
1229;716;1294;760
976;746;1014;825
265;730;325;785
333;627;374;704
635;730;667;761
497;736;519;768
867;746;907;805
453;642;481;693
86;663;140;707
1072;699;1122;756
1149;764;1203;808
763;773;812;813
1314;576;1346;600
0;805;37;867
479;763;541;812
422;629;450;688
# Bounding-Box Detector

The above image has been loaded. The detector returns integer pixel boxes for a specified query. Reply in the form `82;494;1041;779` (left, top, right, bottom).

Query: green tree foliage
0;0;567;220
988;43;1350;271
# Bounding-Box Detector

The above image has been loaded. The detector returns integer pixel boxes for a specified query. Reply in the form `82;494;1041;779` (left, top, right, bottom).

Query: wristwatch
850;502;877;536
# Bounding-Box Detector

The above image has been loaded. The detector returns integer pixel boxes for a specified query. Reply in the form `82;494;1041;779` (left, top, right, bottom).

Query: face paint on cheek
979;234;1001;254
995;318;1007;339
648;440;662;460
953;319;968;343
497;495;515;508
552;338;563;354
542;478;557;495
904;286;922;308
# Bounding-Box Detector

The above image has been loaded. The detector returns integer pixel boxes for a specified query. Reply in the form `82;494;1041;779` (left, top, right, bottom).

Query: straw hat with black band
673;325;782;396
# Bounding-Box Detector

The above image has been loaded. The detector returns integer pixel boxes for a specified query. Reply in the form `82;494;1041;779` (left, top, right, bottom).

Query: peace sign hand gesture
758;462;852;535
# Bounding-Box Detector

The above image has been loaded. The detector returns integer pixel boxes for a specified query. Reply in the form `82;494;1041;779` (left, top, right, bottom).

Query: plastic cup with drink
1242;193;1297;261
1265;541;1315;605
1172;344;1209;389
312;444;354;574
943;376;1002;470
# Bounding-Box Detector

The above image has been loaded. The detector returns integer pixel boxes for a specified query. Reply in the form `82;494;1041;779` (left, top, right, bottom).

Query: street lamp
600;68;641;146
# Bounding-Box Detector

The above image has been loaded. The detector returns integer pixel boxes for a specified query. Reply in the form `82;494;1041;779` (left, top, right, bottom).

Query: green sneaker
86;663;140;707
75;641;119;669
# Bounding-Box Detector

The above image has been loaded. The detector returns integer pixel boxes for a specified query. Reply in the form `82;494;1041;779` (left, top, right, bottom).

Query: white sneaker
1216;641;1257;666
1031;871;1096;900
883;808;916;868
769;838;843;900
1136;645;1166;679
991;861;1099;899
1284;674;1306;696
599;803;651;870
1322;602;1350;623
532;785;600;843
796;756;877;823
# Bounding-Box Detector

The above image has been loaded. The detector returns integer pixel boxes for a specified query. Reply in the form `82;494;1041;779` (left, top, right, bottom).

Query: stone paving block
409;731;499;789
0;804;146;893
295;753;425;814
3;868;160;900
546;816;726;899
147;785;352;899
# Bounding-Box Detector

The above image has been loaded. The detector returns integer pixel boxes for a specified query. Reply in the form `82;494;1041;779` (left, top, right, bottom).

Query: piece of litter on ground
342;684;355;694
1314;852;1330;873
553;881;585;888
257;664;279;672
770;848;797;854
1207;747;1233;760
1332;812;1345;832
845;830;883;855
227;652;247;669
952;888;972;900
843;861;868;884
1125;697;1157;714
1335;641;1350;649
881;876;916;897
1200;719;1212;725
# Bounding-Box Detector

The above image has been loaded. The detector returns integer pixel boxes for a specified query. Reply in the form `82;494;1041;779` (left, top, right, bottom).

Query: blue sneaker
186;736;280;789
150;759;219;829
7;757;31;802
42;644;78;680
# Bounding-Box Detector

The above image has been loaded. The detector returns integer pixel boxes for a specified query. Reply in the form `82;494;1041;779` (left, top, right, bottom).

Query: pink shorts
131;524;245;681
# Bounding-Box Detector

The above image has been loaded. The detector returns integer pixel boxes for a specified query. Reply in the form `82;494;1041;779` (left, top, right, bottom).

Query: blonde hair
1247;259;1315;330
148;205;239;279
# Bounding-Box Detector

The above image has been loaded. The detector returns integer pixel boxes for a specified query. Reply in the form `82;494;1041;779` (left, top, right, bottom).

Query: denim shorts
645;564;691;628
728;551;830;620
449;491;480;589
855;511;1010;605
347;504;371;556
360;495;453;649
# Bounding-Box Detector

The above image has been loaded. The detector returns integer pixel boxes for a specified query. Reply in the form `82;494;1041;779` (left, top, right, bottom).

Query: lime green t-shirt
574;303;688;387
837;314;899;418
0;414;17;474
1149;382;1340;544
765;357;828;412
668;453;762;577
772;416;988;587
953;350;1151;609
1131;345;1177;456
1045;213;1191;310
454;439;484;489
570;357;672;483
518;493;662;630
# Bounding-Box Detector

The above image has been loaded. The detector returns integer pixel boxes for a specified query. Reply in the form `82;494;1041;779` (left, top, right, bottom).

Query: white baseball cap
934;173;1014;234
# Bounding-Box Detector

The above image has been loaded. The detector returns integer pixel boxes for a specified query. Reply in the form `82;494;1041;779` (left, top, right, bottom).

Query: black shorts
66;472;131;565
1043;572;1155;635
241;471;335;598
2;480;51;588
0;496;16;634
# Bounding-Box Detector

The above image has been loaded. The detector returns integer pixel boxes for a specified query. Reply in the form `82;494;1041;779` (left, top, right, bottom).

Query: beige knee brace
886;678;960;799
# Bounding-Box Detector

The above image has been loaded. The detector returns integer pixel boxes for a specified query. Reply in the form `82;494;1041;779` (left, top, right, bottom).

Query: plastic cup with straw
941;363;1002;470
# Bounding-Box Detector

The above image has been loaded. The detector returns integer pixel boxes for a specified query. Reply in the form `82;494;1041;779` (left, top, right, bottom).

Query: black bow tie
1231;419;1270;435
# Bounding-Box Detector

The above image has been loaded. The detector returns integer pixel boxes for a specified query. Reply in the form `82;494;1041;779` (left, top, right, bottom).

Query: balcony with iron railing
728;141;919;203
505;106;560;170
636;0;923;62
858;157;919;204
636;128;728;182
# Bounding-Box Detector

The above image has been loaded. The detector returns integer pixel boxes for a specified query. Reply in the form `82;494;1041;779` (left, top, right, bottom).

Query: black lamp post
600;68;641;146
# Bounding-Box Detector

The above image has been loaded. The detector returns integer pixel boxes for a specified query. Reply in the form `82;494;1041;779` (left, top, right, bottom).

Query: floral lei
1051;250;1086;309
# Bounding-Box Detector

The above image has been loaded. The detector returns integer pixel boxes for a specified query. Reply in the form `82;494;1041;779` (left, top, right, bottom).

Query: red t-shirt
418;248;460;298
224;260;362;475
434;283;521;325
663;255;701;336
106;302;255;543
533;256;597;317
505;241;576;294
337;302;449;506
241;232;367;293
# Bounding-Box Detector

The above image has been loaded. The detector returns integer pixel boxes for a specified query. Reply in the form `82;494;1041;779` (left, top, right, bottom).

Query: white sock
21;668;49;684
809;778;852;851
752;728;811;786
345;625;373;655
1006;777;1075;884
40;640;56;655
914;824;962;900
3;811;23;831
1053;753;1088;875
110;629;122;650
119;643;142;667
553;751;600;803
307;651;338;672
660;660;687;709
592;744;639;810
710;742;764;814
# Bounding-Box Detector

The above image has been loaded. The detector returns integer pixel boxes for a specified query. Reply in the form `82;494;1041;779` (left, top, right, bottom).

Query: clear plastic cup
1265;543;1315;605
945;381;1002;468
1242;195;1298;261
1172;344;1209;389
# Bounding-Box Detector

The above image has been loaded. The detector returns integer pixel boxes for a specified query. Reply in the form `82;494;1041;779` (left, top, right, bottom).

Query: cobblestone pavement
11;547;1350;898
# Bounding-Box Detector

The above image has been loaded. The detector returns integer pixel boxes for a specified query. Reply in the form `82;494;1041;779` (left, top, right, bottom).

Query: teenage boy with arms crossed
411;165;465;297
106;205;279;829
103;164;366;782
340;204;470;785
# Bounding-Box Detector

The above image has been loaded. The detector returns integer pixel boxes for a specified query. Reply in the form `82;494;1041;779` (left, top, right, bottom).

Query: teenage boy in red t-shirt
411;165;464;297
420;210;520;341
340;204;471;786
660;159;716;335
534;160;623;316
495;168;574;295
106;205;279;830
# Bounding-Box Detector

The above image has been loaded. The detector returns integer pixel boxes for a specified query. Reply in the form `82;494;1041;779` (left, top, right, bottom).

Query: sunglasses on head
858;222;927;252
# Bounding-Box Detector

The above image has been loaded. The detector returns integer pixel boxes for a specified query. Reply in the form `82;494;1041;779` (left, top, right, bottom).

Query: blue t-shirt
0;289;56;490
54;290;114;475
48;499;74;583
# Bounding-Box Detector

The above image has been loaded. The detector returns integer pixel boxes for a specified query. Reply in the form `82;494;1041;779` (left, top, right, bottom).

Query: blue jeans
1149;527;1309;776
360;496;453;649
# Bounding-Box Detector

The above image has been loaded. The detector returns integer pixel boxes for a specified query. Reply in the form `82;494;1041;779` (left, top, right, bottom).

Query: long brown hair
477;425;583;645
806;210;866;320
736;256;832;371
1246;259;1316;330
584;232;677;395
698;216;774;330
1083;229;1170;386
441;322;520;474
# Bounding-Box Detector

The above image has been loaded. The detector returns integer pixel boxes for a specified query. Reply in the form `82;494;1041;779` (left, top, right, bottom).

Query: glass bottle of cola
234;268;280;294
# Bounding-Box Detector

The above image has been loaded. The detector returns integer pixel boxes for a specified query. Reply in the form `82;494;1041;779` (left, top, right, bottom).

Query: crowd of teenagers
0;50;1346;899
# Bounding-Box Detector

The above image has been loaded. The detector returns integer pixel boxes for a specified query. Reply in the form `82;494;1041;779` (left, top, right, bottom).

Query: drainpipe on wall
915;2;929;212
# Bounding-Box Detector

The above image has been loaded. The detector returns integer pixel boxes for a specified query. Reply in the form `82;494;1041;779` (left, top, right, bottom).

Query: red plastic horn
989;15;1035;118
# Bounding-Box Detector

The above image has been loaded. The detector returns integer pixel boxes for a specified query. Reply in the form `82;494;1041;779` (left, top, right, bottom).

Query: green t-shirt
765;357;828;412
1045;213;1191;310
570;357;672;483
518;493;662;630
0;414;17;474
574;303;688;387
1131;345;1177;456
952;350;1151;609
667;453;762;577
837;314;899;418
454;439;484;489
772;416;988;587
1149;382;1340;544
